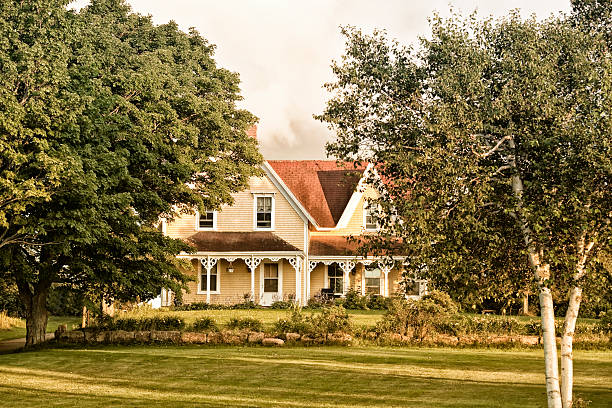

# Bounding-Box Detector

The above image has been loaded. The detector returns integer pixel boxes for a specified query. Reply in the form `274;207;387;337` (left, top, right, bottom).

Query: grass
0;345;610;407
0;316;82;342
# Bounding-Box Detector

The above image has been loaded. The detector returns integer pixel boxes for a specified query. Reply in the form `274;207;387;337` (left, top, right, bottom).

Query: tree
318;11;611;408
0;0;262;346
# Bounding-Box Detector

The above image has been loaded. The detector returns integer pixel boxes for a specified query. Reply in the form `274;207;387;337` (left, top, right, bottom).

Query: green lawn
0;345;609;407
0;316;82;342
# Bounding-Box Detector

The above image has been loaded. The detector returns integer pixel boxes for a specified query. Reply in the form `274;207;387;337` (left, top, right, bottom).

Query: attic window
364;203;377;231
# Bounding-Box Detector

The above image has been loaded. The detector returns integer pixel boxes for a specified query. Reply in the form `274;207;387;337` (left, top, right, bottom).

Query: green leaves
0;0;262;312
319;10;611;310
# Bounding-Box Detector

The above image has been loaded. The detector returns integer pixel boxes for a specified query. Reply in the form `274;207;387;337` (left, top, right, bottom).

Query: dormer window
254;195;274;230
196;210;216;230
364;203;377;231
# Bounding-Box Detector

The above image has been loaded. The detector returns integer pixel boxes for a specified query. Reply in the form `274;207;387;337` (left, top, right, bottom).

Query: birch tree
318;11;611;408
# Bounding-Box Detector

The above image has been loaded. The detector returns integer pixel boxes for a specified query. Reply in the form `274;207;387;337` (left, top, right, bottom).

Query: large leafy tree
0;0;262;346
318;10;611;408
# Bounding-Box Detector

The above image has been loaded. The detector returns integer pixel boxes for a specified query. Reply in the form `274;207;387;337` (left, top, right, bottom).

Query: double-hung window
327;264;344;295
197;210;216;230
255;196;273;229
364;266;382;295
364;203;377;231
199;264;219;293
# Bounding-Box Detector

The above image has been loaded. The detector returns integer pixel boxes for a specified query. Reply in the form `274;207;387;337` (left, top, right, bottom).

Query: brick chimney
246;124;257;140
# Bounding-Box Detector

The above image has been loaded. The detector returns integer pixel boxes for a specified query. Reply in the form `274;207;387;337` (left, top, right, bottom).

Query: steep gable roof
267;160;364;228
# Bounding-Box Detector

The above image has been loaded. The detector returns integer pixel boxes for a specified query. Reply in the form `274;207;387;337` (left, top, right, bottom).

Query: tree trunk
24;288;50;347
561;286;582;408
507;136;562;408
522;292;529;315
539;284;562;408
560;237;594;408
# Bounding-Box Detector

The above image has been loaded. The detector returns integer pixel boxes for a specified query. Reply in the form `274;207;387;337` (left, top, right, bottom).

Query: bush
377;298;449;341
367;295;391;310
596;310;612;334
274;305;352;337
422;290;458;315
192;317;218;332
97;315;185;331
342;289;369;310
270;300;295;309
313;305;352;335
226;317;263;331
274;308;314;334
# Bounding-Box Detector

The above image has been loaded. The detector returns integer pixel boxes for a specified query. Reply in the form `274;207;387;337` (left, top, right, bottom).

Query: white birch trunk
561;238;595;408
507;137;562;408
561;286;581;408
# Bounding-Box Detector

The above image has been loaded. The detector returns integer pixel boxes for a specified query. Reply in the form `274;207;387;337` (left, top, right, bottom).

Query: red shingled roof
268;161;365;228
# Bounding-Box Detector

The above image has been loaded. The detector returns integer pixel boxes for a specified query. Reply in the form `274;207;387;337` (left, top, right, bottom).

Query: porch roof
186;231;302;253
309;235;360;256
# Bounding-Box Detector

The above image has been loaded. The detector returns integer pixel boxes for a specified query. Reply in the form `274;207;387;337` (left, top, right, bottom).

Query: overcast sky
72;0;572;160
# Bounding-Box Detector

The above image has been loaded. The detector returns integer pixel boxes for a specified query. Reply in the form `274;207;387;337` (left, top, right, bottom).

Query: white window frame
363;202;378;231
195;210;217;231
253;194;275;231
197;262;220;295
363;266;382;296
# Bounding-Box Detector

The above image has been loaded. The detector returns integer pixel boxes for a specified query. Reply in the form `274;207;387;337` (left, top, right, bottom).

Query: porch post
206;255;211;304
243;256;262;302
200;257;217;304
250;256;255;301
338;261;356;296
307;261;318;302
288;256;302;305
383;270;389;297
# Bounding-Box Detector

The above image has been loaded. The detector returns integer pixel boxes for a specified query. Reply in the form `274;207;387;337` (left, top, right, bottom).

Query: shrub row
273;306;352;337
96;315;186;331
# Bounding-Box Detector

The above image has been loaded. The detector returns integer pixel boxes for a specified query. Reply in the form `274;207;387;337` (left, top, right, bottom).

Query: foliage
0;311;22;330
367;295;392;310
0;279;23;317
341;289;369;310
421;290;458;315
0;0;262;345
377;298;451;341
191;317;219;332
273;308;315;335
97;315;185;331
596;311;612;334
225;317;263;332
274;306;353;336
46;286;84;317
269;300;296;309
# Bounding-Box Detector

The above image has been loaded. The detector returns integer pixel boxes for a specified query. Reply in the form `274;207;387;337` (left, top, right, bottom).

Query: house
160;132;425;307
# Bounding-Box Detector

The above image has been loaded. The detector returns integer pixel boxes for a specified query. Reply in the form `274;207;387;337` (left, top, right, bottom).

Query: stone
519;335;539;346
207;332;224;344
262;337;284;346
109;330;134;343
64;330;85;343
247;332;264;344
84;330;105;343
150;331;181;343
327;333;352;344
134;331;151;343
222;332;243;345
285;333;300;342
181;332;207;344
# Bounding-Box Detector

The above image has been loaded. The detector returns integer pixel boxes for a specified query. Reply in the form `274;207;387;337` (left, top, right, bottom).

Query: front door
261;263;281;306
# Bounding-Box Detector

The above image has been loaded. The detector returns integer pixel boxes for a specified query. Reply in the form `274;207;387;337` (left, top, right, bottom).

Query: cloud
70;0;572;159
